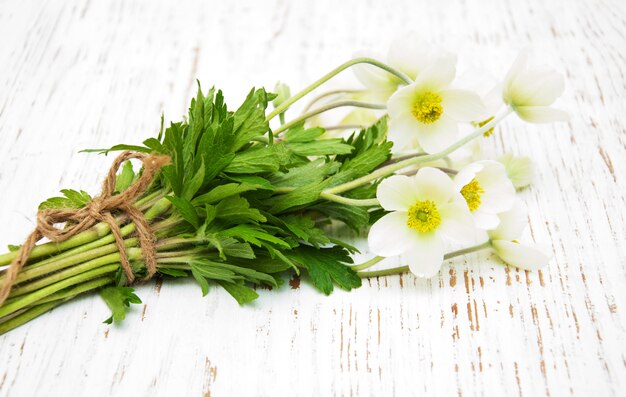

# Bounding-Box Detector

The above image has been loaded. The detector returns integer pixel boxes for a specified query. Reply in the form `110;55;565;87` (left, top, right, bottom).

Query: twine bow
0;151;170;306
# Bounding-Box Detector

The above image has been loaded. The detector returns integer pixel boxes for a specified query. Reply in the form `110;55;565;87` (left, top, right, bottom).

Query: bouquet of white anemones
0;42;565;334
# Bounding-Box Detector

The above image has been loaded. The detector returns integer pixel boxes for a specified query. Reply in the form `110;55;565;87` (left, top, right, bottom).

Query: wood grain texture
0;0;624;395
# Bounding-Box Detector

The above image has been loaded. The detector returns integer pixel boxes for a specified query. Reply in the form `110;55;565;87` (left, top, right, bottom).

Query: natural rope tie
0;151;170;306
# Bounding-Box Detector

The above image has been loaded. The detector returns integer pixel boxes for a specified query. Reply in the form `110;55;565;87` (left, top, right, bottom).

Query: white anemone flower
497;153;534;189
454;160;516;230
488;201;551;270
387;57;486;154
502;49;568;123
353;33;452;102
367;167;476;277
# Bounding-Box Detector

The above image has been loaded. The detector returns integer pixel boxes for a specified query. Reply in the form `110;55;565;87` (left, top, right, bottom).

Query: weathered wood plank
0;0;624;396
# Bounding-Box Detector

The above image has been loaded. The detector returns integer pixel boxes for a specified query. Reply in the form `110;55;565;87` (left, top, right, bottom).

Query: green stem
325;109;513;195
351;256;385;272
319;192;379;207
35;276;114;305
0;196;171;267
273;100;386;136
357;241;491;278
0;264;120;317
302;89;365;113
0;238;138;286
266;57;412;121
8;249;141;298
324;124;368;131
0;301;63;335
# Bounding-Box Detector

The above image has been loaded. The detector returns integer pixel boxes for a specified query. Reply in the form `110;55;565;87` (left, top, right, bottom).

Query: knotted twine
0;151;170;307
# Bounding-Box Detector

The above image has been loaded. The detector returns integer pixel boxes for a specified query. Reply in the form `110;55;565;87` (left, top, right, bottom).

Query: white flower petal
472;209;501;230
492;240;551;270
441;89;486;122
388;115;422;152
504;49;530;87
413;167;457;205
439;199;477;244
387;35;429;80
488;200;527;241
415;115;459;154
377;175;420;211
509;70;565;106
497;153;534;189
353;51;400;93
454;162;484;190
387;84;419;119
474;161;516;213
404;231;444;278
368;212;416;257
515;106;569;123
414;55;457;90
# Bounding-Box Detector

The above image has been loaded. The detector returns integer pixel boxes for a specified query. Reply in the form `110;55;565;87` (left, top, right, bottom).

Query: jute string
0;151;170;307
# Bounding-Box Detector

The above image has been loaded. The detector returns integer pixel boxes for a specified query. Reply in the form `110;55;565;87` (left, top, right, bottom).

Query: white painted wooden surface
0;0;624;396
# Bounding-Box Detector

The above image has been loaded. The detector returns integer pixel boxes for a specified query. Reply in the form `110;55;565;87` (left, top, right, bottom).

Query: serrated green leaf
224;144;290;174
80;144;152;155
286;245;360;295
281;215;331;248
191;268;210;296
225;175;274;191
283;126;325;142
159;268;188;277
166;196;200;228
269;159;340;188
192;183;258;206
288;139;354;156
182;160;205;200
266;181;328;214
220;224;291;248
215;196;266;224
39;189;92;210
218;281;259;304
232;88;271;152
312;202;370;231
115;161;135;193
99;286;142;324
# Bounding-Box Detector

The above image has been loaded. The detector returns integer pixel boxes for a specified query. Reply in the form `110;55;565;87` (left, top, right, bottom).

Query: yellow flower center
407;200;441;232
460;178;484;212
477;116;495;137
411;92;443;124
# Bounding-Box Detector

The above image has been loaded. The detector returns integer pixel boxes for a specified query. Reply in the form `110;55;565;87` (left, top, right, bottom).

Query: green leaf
221;238;256;259
220;224;291;248
192;182;258;206
287;139;354;156
39;189;92;210
115;161;135;193
166;196;200;229
269;159;339;188
182;159;205;200
80;144;152;155
329;141;392;186
266;181;328;214
224;144;290;174
281;215;331;247
218;281;259;304
159;268;188;277
312;202;370;231
225;175;274;191
191;268;210;296
99;286;142;324
232;88;271;152
283;126;325;143
286;245;360;295
215;195;266;224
